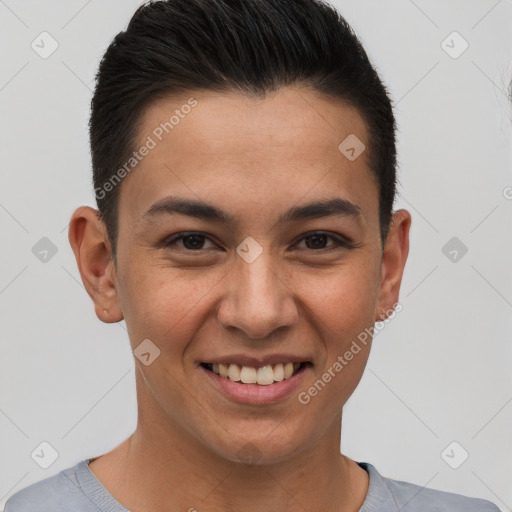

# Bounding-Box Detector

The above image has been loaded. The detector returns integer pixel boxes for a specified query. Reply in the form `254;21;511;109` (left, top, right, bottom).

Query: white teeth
218;363;229;378
240;366;257;384
208;361;306;385
256;365;275;385
273;363;285;381
227;364;241;382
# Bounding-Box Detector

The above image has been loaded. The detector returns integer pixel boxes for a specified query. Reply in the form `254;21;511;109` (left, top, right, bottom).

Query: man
4;0;500;510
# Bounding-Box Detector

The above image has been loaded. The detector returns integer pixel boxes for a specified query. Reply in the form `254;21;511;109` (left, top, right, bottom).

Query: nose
217;251;298;340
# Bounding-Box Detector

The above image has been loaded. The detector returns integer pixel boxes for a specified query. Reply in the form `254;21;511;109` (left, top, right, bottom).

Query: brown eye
163;232;217;251
295;232;352;251
304;233;329;249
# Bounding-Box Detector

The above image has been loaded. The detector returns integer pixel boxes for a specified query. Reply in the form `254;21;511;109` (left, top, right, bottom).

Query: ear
375;209;411;321
68;206;123;324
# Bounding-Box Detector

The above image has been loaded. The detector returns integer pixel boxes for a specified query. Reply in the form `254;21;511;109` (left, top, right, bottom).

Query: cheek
117;257;224;350
297;260;379;400
298;278;375;412
304;262;379;340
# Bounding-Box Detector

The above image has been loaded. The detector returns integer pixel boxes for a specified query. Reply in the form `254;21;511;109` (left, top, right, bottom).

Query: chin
205;427;311;467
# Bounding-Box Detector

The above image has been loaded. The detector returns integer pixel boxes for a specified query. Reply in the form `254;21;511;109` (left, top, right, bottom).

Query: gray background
1;0;511;510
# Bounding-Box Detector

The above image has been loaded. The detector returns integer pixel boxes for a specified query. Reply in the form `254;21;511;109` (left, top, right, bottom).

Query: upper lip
199;354;313;367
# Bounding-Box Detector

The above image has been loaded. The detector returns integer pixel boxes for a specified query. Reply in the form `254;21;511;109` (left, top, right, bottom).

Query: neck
89;388;368;512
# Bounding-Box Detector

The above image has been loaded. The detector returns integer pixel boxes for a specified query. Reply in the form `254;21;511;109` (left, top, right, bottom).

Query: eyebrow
138;196;364;226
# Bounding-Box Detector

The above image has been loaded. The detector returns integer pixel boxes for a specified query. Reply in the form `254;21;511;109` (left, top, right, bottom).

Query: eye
294;231;353;251
163;232;218;251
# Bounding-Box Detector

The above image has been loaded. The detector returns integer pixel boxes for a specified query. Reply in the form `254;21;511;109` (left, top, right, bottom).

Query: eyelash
162;231;357;253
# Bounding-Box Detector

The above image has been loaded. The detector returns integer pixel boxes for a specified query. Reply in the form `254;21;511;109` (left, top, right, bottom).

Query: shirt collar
357;462;399;512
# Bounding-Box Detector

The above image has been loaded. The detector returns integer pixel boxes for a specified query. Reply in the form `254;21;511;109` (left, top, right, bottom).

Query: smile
201;361;312;385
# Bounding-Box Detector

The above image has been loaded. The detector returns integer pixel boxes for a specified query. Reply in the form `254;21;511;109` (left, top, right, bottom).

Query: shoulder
359;462;501;512
383;475;501;511
3;460;94;512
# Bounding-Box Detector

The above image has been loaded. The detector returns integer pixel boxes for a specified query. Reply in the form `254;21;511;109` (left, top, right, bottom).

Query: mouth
200;361;313;386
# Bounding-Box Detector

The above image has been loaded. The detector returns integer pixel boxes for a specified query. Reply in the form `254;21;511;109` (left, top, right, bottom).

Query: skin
69;85;411;512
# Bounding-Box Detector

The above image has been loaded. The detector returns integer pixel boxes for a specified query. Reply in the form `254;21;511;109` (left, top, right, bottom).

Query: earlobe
375;209;411;322
68;206;124;324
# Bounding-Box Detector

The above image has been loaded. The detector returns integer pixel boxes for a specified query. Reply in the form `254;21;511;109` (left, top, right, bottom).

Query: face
70;86;410;465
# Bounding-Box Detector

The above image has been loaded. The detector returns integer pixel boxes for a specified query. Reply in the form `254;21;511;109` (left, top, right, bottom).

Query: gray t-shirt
3;458;500;511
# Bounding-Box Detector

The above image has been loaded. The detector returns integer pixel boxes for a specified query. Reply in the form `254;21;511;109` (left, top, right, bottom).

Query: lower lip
199;364;311;405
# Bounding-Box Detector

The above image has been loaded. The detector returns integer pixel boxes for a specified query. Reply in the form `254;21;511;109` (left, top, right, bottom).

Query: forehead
118;86;379;230
138;87;369;161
